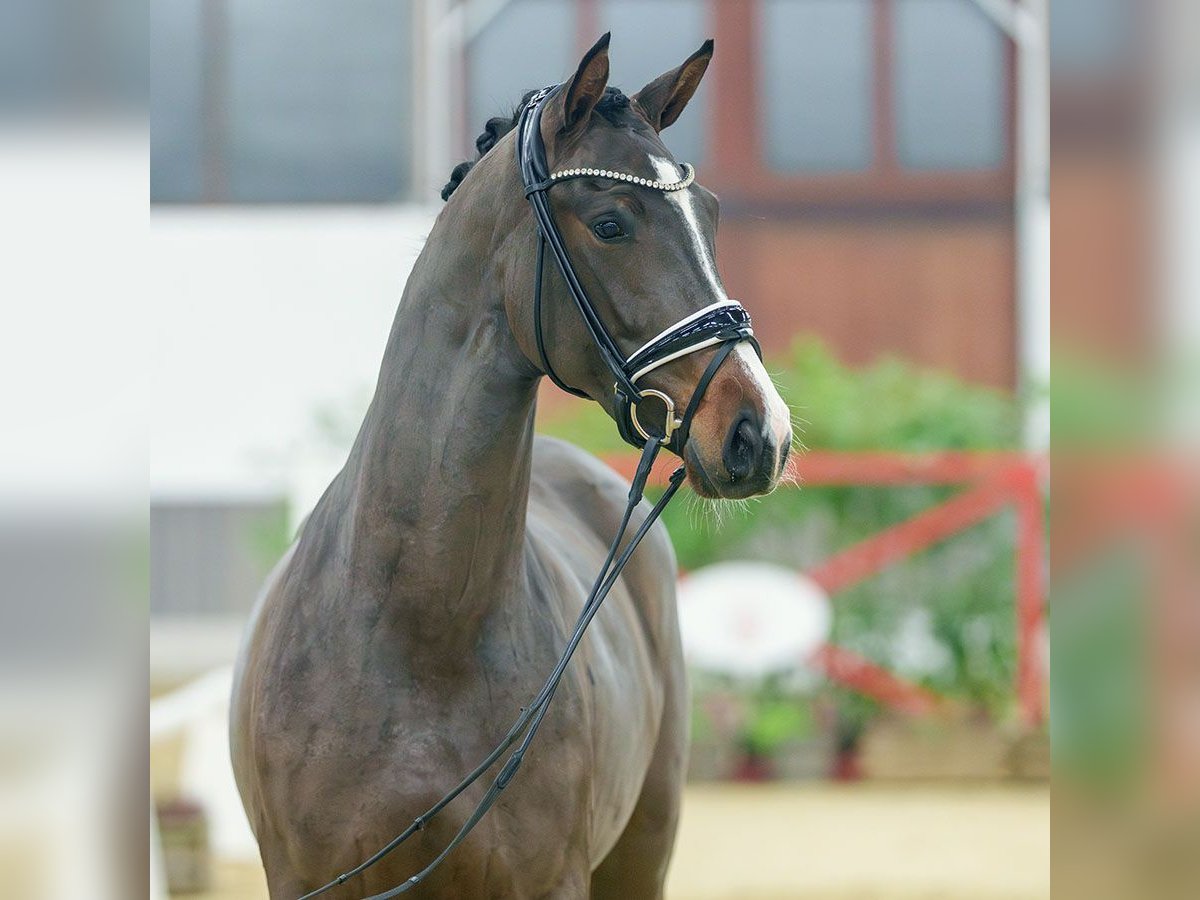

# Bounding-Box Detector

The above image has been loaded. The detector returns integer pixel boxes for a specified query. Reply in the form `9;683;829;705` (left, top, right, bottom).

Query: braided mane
441;87;633;201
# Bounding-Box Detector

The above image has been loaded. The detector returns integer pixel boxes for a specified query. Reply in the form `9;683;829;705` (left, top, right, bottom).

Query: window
151;499;288;617
150;0;205;201
1050;0;1134;77
762;0;874;173
151;0;415;203
466;0;710;164
894;0;1006;170
0;0;142;115
466;0;574;143
753;0;1011;190
599;0;711;162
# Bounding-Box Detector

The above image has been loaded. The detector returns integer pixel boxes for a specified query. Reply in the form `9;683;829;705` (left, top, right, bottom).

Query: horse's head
501;35;792;499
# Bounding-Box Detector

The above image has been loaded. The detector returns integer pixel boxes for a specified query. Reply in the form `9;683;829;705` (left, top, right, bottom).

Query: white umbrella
678;562;832;679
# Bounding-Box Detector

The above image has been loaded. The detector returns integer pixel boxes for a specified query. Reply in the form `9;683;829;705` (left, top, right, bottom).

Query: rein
299;84;758;900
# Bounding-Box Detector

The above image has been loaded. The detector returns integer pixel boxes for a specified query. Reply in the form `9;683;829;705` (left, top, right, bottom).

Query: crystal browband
546;163;695;192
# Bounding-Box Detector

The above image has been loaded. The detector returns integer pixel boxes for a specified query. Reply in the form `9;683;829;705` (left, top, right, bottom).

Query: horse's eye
593;221;624;241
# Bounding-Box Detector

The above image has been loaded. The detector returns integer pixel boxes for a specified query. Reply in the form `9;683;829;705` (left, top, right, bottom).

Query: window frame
152;0;418;205
460;0;717;167
708;0;1016;210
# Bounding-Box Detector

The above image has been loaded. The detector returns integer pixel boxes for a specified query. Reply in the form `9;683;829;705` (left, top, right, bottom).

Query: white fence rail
150;665;259;899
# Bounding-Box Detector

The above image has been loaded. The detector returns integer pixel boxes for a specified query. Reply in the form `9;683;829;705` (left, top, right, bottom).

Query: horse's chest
248;549;666;886
366;595;662;870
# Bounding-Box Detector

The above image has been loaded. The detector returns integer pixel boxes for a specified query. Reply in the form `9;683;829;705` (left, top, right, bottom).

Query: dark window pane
466;0;573;149
103;0;149;109
761;0;874;173
0;0;62;112
150;500;288;617
599;0;709;163
151;0;205;201
226;0;414;202
894;0;1006;171
1050;0;1134;77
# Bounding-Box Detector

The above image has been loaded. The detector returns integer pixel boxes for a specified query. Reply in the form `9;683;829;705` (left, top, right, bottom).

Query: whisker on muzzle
683;489;757;529
765;370;806;488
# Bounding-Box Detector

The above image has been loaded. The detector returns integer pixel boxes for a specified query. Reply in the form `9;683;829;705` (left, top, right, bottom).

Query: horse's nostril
723;415;761;483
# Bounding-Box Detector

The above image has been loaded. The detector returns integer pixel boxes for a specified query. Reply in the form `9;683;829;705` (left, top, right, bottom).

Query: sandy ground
186;782;1048;900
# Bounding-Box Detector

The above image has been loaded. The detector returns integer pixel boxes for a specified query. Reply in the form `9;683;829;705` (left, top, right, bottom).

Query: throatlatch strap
533;234;588;398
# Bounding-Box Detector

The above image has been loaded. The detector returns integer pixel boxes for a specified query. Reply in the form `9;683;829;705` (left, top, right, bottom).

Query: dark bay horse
231;35;791;899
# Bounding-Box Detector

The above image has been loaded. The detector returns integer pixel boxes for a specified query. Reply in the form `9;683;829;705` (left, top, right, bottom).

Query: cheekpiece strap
516;84;759;452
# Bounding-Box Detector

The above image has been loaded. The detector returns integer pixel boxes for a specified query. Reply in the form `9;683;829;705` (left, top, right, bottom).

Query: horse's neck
331;161;538;656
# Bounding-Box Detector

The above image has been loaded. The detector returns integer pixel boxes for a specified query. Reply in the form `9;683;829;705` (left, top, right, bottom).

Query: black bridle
520;85;759;452
299;84;759;900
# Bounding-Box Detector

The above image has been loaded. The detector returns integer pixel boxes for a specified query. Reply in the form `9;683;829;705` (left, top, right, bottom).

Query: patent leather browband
516;84;760;451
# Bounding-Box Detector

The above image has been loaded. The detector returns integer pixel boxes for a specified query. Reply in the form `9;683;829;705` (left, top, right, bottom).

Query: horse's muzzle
687;405;786;500
721;406;781;497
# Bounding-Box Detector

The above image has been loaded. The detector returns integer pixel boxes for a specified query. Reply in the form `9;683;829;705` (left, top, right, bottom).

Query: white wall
150;205;439;519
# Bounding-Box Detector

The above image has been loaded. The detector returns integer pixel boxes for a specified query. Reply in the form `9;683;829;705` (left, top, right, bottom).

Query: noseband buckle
629;389;681;446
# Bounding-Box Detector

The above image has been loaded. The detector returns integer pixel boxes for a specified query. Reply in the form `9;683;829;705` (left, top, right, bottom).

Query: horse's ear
561;33;611;133
632;39;713;132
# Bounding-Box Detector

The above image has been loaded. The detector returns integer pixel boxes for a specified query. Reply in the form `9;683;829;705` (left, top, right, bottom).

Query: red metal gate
605;451;1047;727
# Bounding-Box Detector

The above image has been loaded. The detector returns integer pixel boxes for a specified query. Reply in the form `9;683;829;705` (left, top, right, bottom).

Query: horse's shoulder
532;435;627;498
529;435;676;575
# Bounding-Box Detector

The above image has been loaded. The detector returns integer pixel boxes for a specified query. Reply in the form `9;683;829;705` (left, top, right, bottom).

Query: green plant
243;502;292;573
541;336;1026;720
742;679;818;755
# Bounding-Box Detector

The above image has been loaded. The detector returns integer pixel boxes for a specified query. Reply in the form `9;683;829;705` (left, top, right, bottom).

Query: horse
231;34;791;899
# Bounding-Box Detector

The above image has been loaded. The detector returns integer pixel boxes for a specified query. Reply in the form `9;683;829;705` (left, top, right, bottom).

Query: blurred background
1;0;1196;897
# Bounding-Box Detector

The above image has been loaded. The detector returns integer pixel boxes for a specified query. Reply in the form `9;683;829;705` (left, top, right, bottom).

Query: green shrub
540;336;1026;718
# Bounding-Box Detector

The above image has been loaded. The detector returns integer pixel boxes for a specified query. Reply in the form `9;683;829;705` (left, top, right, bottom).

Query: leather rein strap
298;84;758;900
